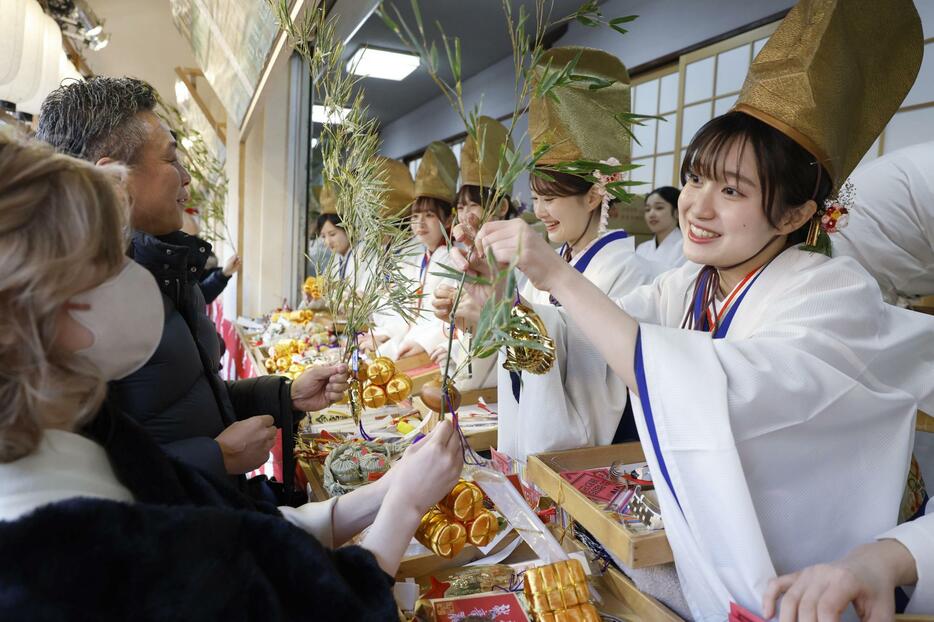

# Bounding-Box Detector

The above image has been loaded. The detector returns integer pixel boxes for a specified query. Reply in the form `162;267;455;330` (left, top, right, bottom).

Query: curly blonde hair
0;135;128;463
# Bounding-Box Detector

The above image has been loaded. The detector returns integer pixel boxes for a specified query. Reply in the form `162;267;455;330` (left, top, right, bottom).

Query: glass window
883;107;934;153
903;43;934;108
631;118;657;157
634;79;659;116
681;102;712;148
714;94;738;116
715;44;750;95
684;56;715;104
654;153;675;189
657;113;677;153
631;157;654;195
659;73;678;113
753;37;768;57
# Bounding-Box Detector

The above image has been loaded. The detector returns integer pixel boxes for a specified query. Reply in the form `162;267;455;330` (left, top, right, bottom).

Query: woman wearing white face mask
0;137;464;620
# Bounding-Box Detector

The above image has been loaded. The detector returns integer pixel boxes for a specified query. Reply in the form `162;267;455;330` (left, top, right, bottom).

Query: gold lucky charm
361;382;388;409
415;508;468;559
503;303;556;375
439;480;485;522
384;373;413;404
366;356;396;385
523;558;599;622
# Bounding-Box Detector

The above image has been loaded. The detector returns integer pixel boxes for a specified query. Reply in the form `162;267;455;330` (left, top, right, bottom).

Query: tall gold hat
529;47;632;167
460;116;515;195
734;0;923;188
375;156;415;219
414;141;458;204
319;183;337;215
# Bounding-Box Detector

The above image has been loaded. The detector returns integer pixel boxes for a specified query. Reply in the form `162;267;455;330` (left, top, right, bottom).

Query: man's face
125;111;191;236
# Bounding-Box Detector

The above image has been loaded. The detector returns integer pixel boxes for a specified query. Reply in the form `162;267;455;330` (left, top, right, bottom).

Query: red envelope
433;592;529;621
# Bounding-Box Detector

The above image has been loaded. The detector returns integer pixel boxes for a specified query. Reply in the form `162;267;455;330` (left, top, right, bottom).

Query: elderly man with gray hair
36;76;344;500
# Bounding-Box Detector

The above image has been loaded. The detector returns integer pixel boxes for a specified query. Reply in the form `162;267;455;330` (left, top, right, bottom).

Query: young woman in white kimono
381;141;459;361
430;116;517;392
448;1;931;617
636;186;687;278
317;211;373;294
436;48;653;462
764;142;934;620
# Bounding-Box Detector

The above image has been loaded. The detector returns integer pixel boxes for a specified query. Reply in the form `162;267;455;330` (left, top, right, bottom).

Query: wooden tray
526;443;673;568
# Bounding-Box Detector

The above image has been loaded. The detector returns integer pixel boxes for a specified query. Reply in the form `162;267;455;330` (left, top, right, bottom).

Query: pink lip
687;223;720;244
544;222;558;231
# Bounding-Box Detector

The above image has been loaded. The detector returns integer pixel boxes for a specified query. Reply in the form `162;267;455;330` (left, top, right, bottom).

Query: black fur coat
0;403;397;621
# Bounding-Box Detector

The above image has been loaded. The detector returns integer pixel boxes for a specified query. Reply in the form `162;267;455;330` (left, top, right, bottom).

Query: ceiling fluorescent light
312;105;350;125
347;46;419;81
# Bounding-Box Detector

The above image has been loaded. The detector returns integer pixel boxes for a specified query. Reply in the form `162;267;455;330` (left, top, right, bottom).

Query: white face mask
68;261;164;381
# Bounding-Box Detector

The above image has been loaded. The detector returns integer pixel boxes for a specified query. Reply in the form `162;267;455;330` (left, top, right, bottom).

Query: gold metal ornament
366;356;395;385
361;382;388;409
384;373;413;404
503;303;556;375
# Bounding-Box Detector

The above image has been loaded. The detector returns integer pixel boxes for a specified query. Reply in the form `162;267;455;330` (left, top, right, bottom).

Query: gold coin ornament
415;508;468;559
366;356;395;385
466;509;498;547
439;480;485;522
503;303;556;375
416;479;499;559
361;382;388;409
355;360;370;383
385;373;413;404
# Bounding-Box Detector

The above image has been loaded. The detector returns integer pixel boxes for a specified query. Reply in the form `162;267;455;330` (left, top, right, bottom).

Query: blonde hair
0;135;128;462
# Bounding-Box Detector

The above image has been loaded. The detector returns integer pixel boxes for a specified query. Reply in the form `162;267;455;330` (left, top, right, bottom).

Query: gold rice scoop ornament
503;303;556;375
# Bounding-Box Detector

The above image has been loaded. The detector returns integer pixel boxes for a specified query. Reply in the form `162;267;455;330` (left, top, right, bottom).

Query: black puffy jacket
110;231;289;485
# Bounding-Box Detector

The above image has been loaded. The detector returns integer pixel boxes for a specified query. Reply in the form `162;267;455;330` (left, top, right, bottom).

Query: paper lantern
0;1;47;103
18;16;65;115
0;0;30;85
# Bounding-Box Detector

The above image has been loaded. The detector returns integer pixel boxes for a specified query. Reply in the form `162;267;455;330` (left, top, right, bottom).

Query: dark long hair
646;186;680;217
680;111;832;246
315;213;343;233
456;185;517;219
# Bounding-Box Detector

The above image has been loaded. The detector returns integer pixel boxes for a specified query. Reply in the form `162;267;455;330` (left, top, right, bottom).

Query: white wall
379;0;794;160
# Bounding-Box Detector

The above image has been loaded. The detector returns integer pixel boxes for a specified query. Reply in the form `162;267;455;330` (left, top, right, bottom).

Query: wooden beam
240;0;317;138
61;37;94;78
175;67;227;144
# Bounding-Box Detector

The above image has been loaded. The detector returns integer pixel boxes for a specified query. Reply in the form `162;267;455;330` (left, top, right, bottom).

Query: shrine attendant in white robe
765;142;934;620
493;47;654;462
317;213;373;294
429;116;519;392
833;140;934;306
384;142;460;361
454;8;934;605
636;186;687;277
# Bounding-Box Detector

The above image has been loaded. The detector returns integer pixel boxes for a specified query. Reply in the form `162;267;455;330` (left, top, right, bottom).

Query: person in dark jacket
36;76;328;487
182;208;241;305
0;135;464;620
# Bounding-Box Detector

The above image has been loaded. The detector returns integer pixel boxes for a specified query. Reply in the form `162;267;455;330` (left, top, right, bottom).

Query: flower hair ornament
592;157;623;235
802;178;853;256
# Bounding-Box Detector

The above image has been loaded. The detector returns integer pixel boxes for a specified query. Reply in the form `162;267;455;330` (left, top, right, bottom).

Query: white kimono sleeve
878;503;934;614
627;252;933;620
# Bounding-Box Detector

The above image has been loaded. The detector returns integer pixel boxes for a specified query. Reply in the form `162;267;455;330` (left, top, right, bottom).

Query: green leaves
609;15;638;35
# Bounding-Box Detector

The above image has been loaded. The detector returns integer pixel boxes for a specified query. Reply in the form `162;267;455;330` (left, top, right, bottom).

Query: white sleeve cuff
278;496;338;548
878;510;934;614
